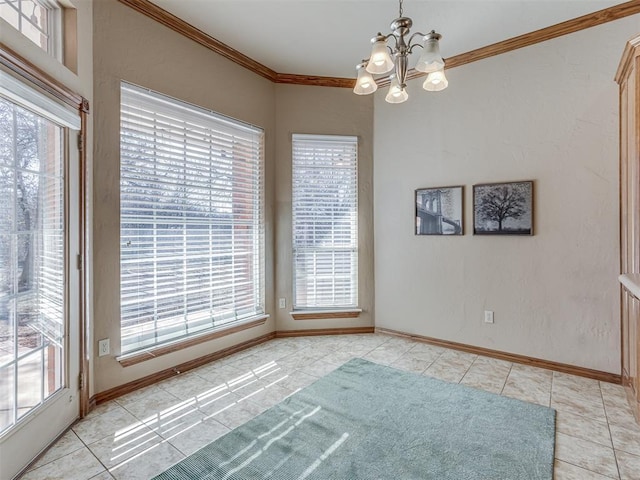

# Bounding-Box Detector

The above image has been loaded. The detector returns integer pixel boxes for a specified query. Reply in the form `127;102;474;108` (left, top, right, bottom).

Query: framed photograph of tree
415;186;464;235
473;181;533;235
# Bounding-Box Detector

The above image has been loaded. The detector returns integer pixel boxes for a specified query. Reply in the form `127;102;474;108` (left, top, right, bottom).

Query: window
120;83;264;355
0;95;64;433
292;134;358;310
0;0;62;57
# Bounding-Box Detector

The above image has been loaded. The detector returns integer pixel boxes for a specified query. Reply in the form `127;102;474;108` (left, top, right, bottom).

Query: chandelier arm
408;31;428;47
386;33;400;51
407;43;424;55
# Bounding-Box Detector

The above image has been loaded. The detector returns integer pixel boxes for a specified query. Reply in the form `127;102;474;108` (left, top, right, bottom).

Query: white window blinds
292;134;358;309
120;82;264;355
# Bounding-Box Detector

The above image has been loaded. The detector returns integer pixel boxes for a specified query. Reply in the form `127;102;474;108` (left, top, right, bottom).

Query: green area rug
155;358;555;480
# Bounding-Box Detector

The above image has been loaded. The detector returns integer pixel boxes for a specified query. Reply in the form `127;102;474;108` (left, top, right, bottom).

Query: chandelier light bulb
385;75;408;104
422;68;449;92
353;63;378;95
366;35;394;74
415;32;445;73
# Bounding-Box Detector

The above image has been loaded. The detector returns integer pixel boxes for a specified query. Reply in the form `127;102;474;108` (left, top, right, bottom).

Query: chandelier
353;0;448;103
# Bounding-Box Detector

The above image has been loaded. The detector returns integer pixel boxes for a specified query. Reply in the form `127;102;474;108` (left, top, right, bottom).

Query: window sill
117;315;269;367
290;309;362;320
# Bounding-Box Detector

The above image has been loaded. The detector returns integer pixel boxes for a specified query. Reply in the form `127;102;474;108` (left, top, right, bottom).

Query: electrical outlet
278;298;286;309
484;311;494;324
98;338;110;356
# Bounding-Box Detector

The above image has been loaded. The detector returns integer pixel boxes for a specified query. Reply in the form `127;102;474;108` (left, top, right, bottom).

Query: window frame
0;65;83;460
291;133;359;313
0;0;63;59
118;82;266;360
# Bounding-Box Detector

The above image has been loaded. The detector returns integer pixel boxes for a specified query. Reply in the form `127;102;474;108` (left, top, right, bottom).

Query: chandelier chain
399;0;403;17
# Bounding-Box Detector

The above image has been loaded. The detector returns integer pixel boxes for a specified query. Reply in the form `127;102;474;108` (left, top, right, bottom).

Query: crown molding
392;0;640;87
446;0;640;71
118;0;640;89
117;0;278;82
275;73;354;88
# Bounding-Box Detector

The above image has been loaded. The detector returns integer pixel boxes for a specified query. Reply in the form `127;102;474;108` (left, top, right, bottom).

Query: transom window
0;0;61;56
292;134;358;309
119;82;265;355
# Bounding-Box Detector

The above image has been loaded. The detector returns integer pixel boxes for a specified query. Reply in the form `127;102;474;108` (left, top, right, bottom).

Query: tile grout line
73;426;114;480
600;383;624;480
557;458;621;480
23;436;86;476
499;363;513;395
420;348;445;377
457;354;478;384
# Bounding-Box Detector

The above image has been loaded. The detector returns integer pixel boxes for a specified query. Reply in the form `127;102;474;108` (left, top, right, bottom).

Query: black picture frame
415;186;464;235
473;181;533;235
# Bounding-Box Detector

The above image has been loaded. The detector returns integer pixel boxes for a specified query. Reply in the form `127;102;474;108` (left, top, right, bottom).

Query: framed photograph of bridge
415;186;464;235
473;181;533;235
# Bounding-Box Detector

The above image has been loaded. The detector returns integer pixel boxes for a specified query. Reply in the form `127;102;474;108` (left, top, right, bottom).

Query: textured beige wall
374;18;639;374
93;0;633;391
274;84;375;331
92;0;375;394
92;0;276;393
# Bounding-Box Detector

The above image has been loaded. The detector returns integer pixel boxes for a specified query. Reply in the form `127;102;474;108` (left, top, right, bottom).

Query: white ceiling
148;0;624;78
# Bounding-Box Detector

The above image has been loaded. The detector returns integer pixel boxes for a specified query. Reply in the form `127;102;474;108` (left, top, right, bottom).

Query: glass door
0;78;81;479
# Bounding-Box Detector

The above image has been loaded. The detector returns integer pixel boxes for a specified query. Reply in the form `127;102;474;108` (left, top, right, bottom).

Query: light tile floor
18;333;640;480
